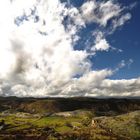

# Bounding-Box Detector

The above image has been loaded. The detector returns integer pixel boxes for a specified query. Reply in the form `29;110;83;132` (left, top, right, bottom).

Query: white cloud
59;69;113;96
60;70;140;97
0;0;138;97
112;13;131;31
90;31;110;52
98;78;140;97
80;0;121;26
117;60;126;69
92;38;110;52
0;0;91;97
128;59;134;68
80;0;97;23
115;59;134;72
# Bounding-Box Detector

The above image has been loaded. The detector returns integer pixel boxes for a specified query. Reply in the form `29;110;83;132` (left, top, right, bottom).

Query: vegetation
0;97;139;139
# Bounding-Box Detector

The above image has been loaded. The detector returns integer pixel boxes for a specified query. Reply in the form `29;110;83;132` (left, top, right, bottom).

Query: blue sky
105;0;140;79
70;0;140;79
0;0;140;97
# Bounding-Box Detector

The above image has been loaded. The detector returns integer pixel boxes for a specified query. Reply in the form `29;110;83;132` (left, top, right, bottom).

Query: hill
0;97;139;140
0;97;139;114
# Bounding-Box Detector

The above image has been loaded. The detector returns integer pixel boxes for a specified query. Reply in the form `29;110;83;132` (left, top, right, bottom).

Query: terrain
0;97;139;140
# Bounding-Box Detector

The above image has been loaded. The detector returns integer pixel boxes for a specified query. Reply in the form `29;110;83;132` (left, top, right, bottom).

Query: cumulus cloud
91;31;110;52
60;69;113;96
0;0;139;97
99;78;140;97
80;0;121;26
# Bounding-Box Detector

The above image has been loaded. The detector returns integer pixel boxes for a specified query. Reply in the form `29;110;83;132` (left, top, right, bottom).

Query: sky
0;0;140;97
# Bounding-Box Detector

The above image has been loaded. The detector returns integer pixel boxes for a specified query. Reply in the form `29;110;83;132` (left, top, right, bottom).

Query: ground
0;97;139;140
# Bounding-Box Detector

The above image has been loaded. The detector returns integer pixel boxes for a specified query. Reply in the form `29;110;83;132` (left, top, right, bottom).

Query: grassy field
0;110;139;139
0;97;139;139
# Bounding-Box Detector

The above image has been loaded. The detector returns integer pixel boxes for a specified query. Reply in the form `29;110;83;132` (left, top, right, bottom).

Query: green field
0;97;139;139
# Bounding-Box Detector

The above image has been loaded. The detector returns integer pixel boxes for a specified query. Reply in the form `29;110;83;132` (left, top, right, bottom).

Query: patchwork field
0;97;139;140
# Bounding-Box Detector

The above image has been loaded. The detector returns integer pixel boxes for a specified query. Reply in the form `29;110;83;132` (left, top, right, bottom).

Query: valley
0;97;139;140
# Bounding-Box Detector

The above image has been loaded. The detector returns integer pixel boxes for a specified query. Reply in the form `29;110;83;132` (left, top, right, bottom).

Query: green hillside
0;97;139;140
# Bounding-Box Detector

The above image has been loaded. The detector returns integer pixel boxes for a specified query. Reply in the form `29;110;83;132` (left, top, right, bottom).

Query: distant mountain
0;97;139;114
